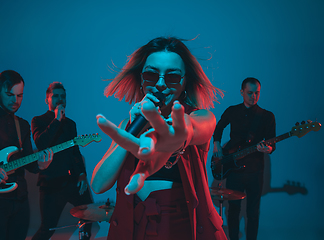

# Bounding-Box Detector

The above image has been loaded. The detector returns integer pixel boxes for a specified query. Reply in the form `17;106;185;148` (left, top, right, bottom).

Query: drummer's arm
91;119;129;194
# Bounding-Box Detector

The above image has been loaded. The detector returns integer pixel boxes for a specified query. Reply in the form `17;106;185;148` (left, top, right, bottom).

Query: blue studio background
1;1;323;239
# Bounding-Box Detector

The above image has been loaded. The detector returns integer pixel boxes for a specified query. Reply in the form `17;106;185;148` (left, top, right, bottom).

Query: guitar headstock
74;133;102;147
283;180;308;195
291;121;321;138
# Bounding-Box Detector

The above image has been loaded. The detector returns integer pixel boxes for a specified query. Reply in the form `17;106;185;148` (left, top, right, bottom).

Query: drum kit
49;199;115;240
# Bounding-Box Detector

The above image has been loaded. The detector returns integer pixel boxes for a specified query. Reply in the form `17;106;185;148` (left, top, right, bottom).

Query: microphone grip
126;115;148;136
126;92;165;136
60;109;65;120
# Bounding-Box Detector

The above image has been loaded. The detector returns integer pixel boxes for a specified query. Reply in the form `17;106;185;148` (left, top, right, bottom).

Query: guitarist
213;77;276;240
0;70;53;240
31;82;93;240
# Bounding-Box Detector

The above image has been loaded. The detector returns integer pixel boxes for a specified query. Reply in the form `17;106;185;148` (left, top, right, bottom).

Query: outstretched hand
97;100;188;160
96;100;190;194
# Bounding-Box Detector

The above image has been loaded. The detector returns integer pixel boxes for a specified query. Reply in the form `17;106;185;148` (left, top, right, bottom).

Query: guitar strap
14;115;23;150
245;107;263;143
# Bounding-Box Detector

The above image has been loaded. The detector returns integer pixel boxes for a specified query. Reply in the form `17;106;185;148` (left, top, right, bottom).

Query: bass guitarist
212;77;276;240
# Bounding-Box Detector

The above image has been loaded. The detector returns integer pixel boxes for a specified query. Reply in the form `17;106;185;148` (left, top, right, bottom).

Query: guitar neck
3;140;75;173
229;132;292;161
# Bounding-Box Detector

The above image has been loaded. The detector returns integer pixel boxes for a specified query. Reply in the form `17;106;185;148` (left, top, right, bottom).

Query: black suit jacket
0;107;39;199
31;111;86;186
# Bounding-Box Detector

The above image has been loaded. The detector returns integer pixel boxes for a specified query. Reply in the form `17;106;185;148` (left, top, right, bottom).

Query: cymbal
210;187;246;201
70;203;114;222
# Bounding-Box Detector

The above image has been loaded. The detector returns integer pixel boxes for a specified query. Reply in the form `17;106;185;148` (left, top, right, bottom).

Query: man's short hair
241;77;261;90
0;70;24;92
46;82;65;99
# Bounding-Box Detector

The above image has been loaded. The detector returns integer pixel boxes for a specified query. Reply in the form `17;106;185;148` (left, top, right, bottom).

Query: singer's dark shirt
0;107;39;200
213;103;276;172
31;110;86;186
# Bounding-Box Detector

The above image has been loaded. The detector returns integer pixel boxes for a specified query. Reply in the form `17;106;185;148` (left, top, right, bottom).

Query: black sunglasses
141;72;184;84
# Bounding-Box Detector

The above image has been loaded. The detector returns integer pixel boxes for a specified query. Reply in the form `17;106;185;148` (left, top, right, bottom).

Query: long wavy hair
104;37;223;109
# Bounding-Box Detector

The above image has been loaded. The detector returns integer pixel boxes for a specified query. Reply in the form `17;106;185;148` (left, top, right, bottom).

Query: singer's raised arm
91;99;215;194
91;118;130;193
90;98;187;194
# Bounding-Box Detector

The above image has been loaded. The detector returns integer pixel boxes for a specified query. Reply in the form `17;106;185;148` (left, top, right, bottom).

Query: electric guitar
264;181;308;196
211;121;321;180
0;133;102;193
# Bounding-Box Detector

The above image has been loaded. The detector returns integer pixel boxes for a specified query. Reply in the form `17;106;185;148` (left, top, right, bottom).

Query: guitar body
211;121;321;180
0;146;19;165
0;146;20;193
0;182;18;193
0;133;102;194
211;156;244;180
211;143;246;180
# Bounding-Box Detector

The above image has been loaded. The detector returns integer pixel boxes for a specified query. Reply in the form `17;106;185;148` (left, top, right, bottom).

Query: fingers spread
96;114;140;155
138;129;156;158
141;101;169;134
124;173;146;195
97;114;119;137
171;101;186;132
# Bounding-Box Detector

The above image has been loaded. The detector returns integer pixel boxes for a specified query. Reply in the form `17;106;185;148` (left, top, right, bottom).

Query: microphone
56;102;65;121
61;109;65;118
126;92;166;136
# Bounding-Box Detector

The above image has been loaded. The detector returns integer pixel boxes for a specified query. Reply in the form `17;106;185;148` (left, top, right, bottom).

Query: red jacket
107;143;226;240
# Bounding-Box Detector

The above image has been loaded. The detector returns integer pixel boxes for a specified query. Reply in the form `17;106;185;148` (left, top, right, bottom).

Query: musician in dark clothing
0;70;53;240
213;77;276;240
31;82;93;240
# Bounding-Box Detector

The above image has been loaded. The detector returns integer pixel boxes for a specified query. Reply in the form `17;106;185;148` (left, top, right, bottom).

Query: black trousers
226;171;263;240
0;197;30;240
31;177;93;240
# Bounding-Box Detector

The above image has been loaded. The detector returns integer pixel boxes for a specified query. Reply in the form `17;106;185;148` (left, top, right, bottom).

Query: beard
0;101;19;114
